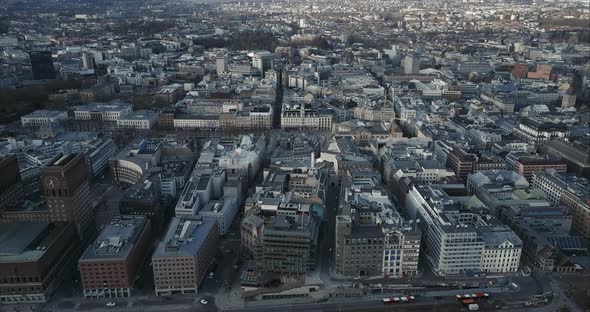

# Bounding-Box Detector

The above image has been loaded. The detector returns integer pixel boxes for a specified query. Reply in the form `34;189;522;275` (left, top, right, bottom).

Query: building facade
79;216;152;298
152;217;218;295
41;153;93;238
0;154;24;211
0;222;78;303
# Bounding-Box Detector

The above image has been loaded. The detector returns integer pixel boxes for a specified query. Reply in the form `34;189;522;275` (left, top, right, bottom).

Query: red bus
456;294;473;301
382;298;401;304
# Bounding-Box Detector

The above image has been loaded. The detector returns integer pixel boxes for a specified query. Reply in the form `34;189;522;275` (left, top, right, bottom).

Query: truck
468;303;479;311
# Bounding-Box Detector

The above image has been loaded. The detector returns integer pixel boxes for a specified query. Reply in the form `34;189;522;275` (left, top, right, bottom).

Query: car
199;299;208;305
106;302;116;307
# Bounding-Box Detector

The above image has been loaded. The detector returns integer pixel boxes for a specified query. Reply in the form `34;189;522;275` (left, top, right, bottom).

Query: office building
0;154;24;211
216;53;229;74
197;198;238;236
29;51;56;80
403;54;420;75
0;222;78;303
256;214;320;274
533;169;590;238
85;138;117;178
404;185;520;276
152;217;218;295
506;152;566;182
446;146;476;181
542;139;590;178
241;213;265;257
120;177;163;232
252;52;274;78
334;168;421;278
79;216;152;298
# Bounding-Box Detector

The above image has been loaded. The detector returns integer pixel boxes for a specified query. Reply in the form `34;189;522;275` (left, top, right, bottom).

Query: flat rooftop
0;222;69;263
80;216;148;261
153;217;216;258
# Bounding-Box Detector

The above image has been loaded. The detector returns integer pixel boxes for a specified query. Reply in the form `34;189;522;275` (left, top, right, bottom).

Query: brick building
79;216;152;298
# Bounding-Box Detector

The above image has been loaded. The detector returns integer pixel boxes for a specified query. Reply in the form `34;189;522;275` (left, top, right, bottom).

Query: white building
281;104;332;131
160;174;177;198
74;102;132;122
480;226;522;274
21;110;68;129
406;184;522;276
248;106;273;129
117;110;158;129
405;185;485;276
175;178;202;216
216;53;229;74
173;116;220;129
197;197;238;235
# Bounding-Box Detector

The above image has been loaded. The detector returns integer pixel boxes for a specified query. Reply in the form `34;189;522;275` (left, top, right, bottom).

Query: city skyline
0;0;589;311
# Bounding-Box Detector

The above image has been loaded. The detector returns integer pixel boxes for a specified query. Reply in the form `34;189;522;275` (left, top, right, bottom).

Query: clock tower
41;153;92;239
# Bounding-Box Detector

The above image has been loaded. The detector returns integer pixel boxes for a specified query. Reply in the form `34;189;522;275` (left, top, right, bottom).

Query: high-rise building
252;52;274;78
79;216;152;298
0;154;24;211
152;217;218;295
384;45;402;66
403;54;420;75
216;53;229;75
41;153;93;238
81;51;95;70
561;94;576;109
29;50;56;80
